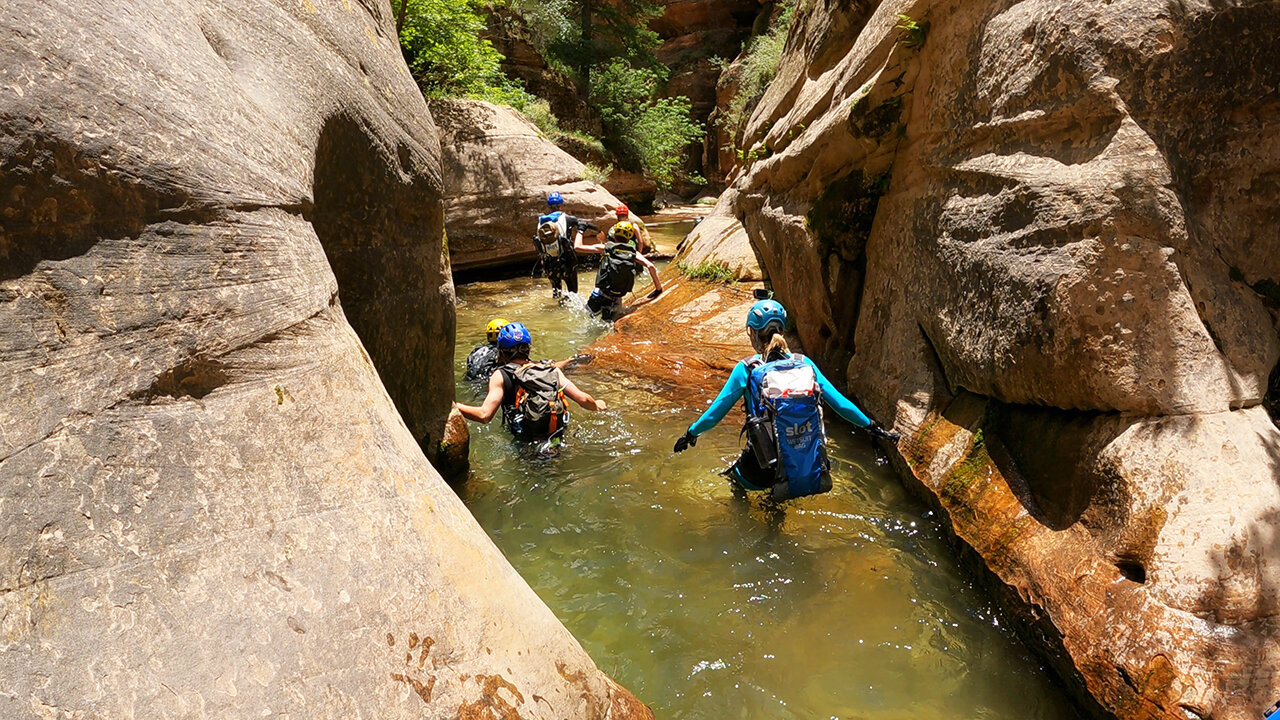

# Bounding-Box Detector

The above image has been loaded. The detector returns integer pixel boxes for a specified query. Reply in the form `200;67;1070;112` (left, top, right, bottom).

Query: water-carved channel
452;221;1077;718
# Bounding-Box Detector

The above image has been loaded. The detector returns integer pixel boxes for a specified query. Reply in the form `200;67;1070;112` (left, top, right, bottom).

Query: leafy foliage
581;162;614;185
721;1;796;134
590;61;703;188
678;259;736;283
895;13;929;50
400;0;706;190
398;0;510;96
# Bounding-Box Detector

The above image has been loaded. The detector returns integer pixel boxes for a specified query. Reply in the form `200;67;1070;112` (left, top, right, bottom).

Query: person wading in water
574;221;663;321
456;322;607;453
672;297;899;500
534;191;598;298
463;317;591;392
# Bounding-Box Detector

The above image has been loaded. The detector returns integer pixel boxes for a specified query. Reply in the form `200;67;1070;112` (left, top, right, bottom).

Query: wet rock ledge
701;0;1280;716
0;1;648;718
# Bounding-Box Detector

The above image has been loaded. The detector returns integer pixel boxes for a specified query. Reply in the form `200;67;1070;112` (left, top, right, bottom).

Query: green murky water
452;221;1076;719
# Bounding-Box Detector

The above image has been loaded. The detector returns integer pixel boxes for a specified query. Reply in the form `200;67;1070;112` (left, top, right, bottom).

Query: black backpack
596;242;637;297
499;362;568;439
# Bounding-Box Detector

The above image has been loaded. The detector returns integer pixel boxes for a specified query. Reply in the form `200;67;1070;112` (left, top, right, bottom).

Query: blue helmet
496;321;532;350
746;299;786;331
547;191;564;207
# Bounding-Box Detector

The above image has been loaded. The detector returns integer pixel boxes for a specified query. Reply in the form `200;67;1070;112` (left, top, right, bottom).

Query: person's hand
647;287;663;299
673;431;697;453
594;398;609;412
867;423;901;442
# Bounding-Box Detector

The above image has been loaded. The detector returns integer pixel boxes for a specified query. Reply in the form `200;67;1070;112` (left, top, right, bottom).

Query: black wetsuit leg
564;262;578;293
727;444;776;491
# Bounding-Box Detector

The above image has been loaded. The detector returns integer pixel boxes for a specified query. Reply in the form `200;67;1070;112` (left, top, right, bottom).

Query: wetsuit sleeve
687;361;750;436
803;356;873;427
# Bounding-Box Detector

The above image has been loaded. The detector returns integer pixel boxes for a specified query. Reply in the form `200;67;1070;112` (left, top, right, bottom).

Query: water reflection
452;222;1076;719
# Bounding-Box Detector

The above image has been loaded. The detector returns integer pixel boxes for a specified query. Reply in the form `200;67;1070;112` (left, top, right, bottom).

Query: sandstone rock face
482;6;598;134
0;1;647;718
653;0;764;190
717;0;1280;716
430;99;623;272
673;190;762;281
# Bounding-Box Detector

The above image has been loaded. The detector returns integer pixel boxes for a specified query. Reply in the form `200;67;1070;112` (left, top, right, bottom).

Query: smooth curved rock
430;99;623;272
673;190;761;281
0;1;648;718
717;0;1280;716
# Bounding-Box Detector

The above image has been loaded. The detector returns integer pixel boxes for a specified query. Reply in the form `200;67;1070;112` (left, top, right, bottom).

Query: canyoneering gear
496;322;532;350
486;317;510;343
547;191;564;207
741;355;831;498
534;209;586;295
673;431;697;453
465;343;501;386
499;361;569;441
616;204;629;216
753;287;774;300
610;221;638;246
536;221;565;258
746;299;787;331
595;241;639;298
678;302;881;499
586;288;622;320
867;423;902;442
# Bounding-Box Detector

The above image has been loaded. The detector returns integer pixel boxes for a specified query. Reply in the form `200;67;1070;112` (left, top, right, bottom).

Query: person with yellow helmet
609;204;651;254
465;317;510;388
463;318;593;392
573;220;663;321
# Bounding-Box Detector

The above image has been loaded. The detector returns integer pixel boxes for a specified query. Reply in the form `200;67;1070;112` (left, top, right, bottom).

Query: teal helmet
746;299;786;331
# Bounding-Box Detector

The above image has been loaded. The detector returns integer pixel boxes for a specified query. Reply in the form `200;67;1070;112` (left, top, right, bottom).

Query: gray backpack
500;362;568;439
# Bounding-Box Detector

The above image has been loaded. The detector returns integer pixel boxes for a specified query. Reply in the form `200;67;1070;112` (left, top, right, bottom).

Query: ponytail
761;328;790;362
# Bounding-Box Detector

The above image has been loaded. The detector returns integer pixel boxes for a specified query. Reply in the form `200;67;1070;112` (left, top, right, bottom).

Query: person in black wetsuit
573;221;662;321
534;191;599;297
464;317;509;390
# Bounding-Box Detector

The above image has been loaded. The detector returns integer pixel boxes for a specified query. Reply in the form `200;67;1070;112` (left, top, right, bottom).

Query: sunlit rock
430;98;623;272
712;0;1280;715
0;0;649;717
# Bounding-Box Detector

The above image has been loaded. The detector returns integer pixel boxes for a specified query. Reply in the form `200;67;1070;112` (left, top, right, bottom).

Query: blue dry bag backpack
747;355;832;498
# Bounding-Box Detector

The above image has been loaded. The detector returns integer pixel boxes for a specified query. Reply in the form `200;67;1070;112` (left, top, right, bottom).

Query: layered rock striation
0;1;648;717
710;0;1280;716
430;98;623;273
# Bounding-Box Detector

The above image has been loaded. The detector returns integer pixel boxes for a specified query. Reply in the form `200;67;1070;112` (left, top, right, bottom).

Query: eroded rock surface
430;98;623;272
672;189;762;281
711;0;1280;716
0;1;648;717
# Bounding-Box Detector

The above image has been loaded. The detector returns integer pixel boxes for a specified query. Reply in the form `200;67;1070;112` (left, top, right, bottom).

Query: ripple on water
452;269;1079;719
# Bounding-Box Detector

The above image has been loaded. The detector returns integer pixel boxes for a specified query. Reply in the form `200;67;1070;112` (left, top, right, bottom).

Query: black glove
867;423;901;442
673;431;698;453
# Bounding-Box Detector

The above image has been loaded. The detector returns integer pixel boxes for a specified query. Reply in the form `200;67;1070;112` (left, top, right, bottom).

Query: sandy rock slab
586;274;757;406
0;0;648;717
431;99;624;272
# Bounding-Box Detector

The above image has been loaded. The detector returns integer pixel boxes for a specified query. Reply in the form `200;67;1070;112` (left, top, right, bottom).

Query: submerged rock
713;0;1280;715
0;1;648;718
430;99;623;273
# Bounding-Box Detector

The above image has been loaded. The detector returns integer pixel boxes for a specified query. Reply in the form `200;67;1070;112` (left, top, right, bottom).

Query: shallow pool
451;222;1077;718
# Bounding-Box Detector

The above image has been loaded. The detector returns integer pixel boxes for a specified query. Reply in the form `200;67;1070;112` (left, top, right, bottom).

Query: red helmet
615;204;629;217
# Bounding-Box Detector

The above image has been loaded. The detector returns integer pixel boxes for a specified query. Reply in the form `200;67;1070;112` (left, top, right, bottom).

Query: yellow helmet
486;317;510;343
612;221;637;244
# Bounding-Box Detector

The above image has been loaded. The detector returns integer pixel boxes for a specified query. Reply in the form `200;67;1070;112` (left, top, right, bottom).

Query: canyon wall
714;0;1280;716
431;99;623;273
0;1;648;717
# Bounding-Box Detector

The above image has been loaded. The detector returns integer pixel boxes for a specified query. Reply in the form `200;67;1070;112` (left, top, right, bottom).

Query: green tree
398;0;507;96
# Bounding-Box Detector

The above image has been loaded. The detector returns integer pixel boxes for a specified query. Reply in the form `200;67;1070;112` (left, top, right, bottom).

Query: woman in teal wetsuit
672;298;899;496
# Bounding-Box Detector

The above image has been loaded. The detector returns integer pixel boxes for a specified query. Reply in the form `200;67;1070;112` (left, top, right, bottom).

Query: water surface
452;221;1076;718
